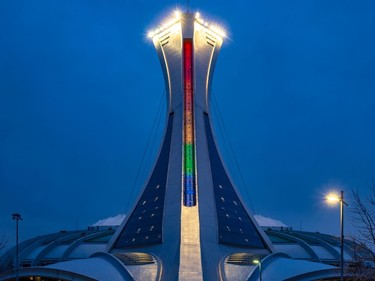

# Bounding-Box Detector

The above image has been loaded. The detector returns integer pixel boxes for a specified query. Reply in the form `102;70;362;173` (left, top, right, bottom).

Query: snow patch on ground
91;213;287;228
254;214;288;227
91;214;126;226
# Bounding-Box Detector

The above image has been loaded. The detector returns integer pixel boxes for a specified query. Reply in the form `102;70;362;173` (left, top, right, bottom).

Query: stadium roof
1;226;372;280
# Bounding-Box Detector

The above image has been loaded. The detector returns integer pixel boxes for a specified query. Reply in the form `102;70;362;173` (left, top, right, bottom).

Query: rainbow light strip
183;39;196;207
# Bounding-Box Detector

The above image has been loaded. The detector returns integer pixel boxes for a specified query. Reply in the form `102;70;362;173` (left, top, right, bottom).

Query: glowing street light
326;193;341;204
325;191;348;281
253;258;262;281
12;213;23;281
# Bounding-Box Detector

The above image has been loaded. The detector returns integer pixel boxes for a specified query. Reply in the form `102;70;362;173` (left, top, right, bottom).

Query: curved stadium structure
1;224;373;280
1;10;373;281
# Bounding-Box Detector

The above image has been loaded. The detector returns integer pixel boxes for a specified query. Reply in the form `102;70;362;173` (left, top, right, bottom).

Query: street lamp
12;213;23;281
326;191;348;281
253;258;262;281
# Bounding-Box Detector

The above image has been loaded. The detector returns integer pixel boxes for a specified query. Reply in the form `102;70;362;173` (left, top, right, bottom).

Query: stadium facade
0;10;365;281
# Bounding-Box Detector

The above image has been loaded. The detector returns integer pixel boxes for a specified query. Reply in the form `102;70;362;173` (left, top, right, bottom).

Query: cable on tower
211;90;256;213
126;89;166;210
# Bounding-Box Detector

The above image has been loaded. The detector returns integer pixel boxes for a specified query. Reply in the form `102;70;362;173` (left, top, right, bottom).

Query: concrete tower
0;9;349;281
108;10;273;281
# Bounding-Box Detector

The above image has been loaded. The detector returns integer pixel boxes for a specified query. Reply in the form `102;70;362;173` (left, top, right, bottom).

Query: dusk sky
1;0;375;249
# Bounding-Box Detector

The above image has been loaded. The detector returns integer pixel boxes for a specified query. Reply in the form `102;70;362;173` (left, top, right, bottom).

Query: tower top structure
147;10;226;40
146;10;227;116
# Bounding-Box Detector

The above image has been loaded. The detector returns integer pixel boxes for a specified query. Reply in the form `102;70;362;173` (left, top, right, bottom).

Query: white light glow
194;12;227;39
174;10;181;19
147;9;182;40
147;10;227;40
326;193;340;205
209;25;226;38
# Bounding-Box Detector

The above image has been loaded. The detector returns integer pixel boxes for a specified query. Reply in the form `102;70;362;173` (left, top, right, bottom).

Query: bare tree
345;236;375;280
351;183;375;254
349;183;375;279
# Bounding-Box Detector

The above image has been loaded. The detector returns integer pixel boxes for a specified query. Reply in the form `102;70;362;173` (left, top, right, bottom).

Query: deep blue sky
1;0;375;249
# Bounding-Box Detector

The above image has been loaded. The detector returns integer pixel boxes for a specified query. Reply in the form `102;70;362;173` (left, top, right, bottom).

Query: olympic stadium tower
1;10;351;281
107;10;273;281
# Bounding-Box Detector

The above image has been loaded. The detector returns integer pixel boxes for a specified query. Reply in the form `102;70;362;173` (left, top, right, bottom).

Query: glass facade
114;114;174;248
204;113;267;248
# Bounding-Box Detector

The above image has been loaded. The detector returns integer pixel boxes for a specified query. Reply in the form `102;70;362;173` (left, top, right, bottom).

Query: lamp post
326;191;348;281
253;258;262;281
12;213;23;281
